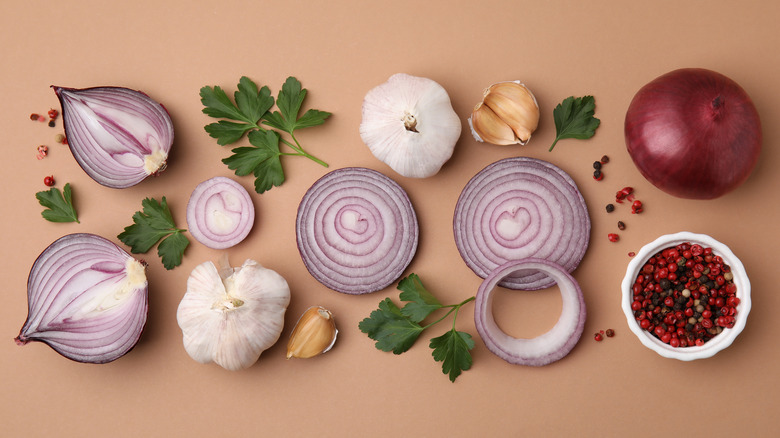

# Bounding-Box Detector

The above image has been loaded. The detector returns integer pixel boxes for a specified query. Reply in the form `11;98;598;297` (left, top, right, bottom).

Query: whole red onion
625;68;762;199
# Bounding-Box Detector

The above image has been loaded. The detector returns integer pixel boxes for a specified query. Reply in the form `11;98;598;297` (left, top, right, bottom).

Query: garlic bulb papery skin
176;258;291;371
468;81;540;146
359;73;462;178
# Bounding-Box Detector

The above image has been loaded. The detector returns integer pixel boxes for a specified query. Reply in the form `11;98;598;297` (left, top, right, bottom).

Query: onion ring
296;167;418;294
474;258;586;366
187;176;255;249
454;157;590;290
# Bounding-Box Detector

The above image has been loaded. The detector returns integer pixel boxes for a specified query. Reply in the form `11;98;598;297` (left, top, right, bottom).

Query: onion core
625;68;762;199
54;85;174;189
474;258;586;366
453;157;590;290
296;167;418;294
187;176;255;249
15;233;148;364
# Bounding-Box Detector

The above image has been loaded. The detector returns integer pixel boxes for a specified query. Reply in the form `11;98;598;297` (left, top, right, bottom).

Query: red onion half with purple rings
474;258;586;366
453;157;590;290
15;233;149;364
296;167;418;294
54;85;174;189
187;177;255;249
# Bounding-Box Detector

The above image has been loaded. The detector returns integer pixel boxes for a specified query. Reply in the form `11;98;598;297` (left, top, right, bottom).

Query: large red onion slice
54;86;174;189
474;258;586;366
296;167;419;294
453;157;590;290
15;233;149;364
187;176;255;249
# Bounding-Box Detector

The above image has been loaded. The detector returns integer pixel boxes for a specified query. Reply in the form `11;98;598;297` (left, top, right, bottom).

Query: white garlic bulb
359;73;462;178
176;257;291;371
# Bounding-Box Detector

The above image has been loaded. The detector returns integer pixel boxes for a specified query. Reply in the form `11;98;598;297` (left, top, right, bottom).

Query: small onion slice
15;233;149;364
453;157;590;290
187;176;255;249
54;85;174;189
296;167;418;294
474;258;586;366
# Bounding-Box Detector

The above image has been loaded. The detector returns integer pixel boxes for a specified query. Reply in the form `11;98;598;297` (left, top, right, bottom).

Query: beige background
2;1;778;436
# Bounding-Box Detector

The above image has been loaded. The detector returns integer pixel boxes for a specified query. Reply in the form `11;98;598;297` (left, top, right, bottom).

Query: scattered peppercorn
48;120;56;127
606;203;615;213
608;233;619;242
605;328;615;337
631;200;643;214
618;221;626;230
36;145;48;160
48;108;59;119
55;133;66;144
600;155;609;164
594;333;603;341
628;251;636;257
43;175;55;187
593;161;602;170
616;187;634;203
593;169;602;180
30;113;41;121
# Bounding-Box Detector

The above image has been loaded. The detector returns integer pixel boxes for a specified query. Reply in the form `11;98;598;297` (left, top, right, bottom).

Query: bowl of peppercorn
621;232;751;360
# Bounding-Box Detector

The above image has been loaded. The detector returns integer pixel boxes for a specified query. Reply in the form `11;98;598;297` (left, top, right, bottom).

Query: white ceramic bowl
621;232;751;360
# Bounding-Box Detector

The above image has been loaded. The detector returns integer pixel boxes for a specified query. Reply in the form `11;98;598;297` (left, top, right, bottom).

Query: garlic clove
286;306;338;359
469;81;540;146
468;103;519;145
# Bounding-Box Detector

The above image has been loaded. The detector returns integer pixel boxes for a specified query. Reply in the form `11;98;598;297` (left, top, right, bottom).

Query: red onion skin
625;68;762;199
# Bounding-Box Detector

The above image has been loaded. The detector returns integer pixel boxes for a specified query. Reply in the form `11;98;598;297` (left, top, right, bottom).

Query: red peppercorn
43;175;55;187
594;333;603;341
631;200;643;214
605;329;615;337
48;108;59;119
30;113;41;121
608;233;619;242
628;251;636;257
600;155;609;164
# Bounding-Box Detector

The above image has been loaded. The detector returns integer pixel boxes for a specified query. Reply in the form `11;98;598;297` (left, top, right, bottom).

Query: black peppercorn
593;161;602;170
617;220;626;230
606;203;615;213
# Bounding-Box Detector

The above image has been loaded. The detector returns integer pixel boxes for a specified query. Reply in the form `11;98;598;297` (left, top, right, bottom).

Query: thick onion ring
296;167;418;294
474;258;586;366
454;157;590;290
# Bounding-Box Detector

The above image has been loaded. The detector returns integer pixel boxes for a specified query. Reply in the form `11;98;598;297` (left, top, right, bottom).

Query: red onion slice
474;258;586;366
15;233;149;363
453;157;590;290
296;167;418;294
54;86;174;189
187;177;255;249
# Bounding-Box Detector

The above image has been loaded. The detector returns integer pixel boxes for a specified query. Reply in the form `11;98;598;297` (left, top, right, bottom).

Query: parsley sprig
549;95;601;151
36;183;79;223
200;76;331;193
359;274;476;382
117;197;189;270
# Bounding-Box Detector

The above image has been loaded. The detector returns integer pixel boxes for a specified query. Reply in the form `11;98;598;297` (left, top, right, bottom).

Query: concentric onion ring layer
454;157;590;290
296;168;418;294
187;177;255;249
474;258;586;366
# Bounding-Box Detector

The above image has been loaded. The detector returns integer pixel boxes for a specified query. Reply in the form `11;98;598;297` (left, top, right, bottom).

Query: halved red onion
187;176;255;249
296;167;418;294
474;258;586;366
15;233;148;364
453;157;590;290
54;85;174;189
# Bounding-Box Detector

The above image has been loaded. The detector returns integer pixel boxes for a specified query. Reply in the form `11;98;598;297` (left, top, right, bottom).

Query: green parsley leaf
549;95;601;151
358;298;425;354
398;274;443;323
201;76;330;194
36;183;79;223
222;130;284;194
430;329;475;383
117;197;189;270
359;274;476;382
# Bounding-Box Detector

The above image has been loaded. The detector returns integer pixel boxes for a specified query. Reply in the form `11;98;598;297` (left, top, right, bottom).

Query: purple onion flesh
474;258;586;366
54;85;174;189
187;176;255;249
296;167;418;294
453;157;590;290
15;233;149;363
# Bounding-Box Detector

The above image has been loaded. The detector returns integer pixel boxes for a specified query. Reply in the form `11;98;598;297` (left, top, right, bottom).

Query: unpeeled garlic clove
286;306;338;359
469;81;540;146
